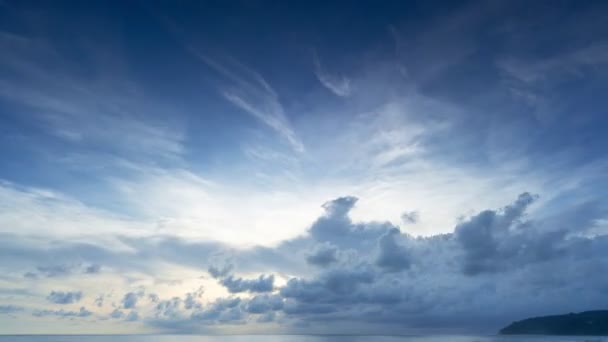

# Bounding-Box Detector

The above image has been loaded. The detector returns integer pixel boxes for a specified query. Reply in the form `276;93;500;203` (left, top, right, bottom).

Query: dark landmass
500;310;608;335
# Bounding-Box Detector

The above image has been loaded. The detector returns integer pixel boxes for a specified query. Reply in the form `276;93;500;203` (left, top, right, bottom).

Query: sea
0;336;606;342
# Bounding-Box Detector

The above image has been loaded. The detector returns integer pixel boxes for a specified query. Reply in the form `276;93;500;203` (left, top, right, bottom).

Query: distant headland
500;310;608;336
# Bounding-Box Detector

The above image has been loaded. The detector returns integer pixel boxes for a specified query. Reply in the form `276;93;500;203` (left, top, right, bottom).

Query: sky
1;0;608;335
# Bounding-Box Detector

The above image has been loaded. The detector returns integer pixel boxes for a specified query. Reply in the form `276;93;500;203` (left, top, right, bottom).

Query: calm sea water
0;336;606;342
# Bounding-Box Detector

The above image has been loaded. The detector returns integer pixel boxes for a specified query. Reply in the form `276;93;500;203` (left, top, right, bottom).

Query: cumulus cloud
375;228;411;272
184;286;204;310
306;242;338;267
125;311;139;321
178;193;605;333
154;297;183;319
122;292;141;309
110;308;124;319
191;297;245;324
3;192;608;334
220;275;275;294
309;196;385;247
47;291;83;304
454;192;538;275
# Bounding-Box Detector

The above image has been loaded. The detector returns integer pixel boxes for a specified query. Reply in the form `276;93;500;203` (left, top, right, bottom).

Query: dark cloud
306;243;338;267
281;267;374;304
208;265;233;279
191;297;245;324
220;274;274;294
37;265;72;277
184;286;204;310
401;211;419;224
307;197;393;253
256;312;276;323
454;192;570;275
245;294;283;314
85;264;101;274
154;297;182;319
309;197;358;242
122;292;140;309
47;291;83;304
376;228;411;272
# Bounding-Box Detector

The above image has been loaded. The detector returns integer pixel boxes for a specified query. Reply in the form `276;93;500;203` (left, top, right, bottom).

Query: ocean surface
0;336;606;342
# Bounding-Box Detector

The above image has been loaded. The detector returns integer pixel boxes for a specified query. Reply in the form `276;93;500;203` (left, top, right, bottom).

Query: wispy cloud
498;42;608;84
196;54;304;152
313;50;352;97
0;30;186;160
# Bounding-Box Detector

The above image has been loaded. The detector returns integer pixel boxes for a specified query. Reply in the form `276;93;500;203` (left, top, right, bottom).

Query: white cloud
313;51;352;97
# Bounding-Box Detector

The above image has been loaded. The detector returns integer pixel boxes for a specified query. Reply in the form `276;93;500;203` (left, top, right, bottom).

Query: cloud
184;286;204;310
122;292;140;309
198;55;304;152
30;263;102;278
148;293;160;303
401;211;419;224
94;295;104;308
0;305;24;314
2;192;608;334
208;265;233;279
33;307;92;318
85;264;101;274
23;272;38;279
498;42;608;85
154;297;183;319
375;228;411;272
110;309;124;319
1;1;607;335
47;291;83;304
219;275;275;294
313;51;352;97
0;30;185;160
245;294;284;314
454;192;538;275
307;196;395;253
190;297;245;324
36;265;72;277
309;196;360;242
125;311;139;321
306;242;338;267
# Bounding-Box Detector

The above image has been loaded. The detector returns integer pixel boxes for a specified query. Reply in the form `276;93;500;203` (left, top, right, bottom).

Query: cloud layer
1;192;607;334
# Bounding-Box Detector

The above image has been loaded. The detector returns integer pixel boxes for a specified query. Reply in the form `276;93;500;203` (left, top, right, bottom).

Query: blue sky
1;0;608;335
